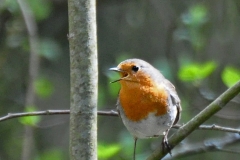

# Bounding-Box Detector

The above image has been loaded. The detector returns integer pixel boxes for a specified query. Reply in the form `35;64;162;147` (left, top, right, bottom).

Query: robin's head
109;59;164;85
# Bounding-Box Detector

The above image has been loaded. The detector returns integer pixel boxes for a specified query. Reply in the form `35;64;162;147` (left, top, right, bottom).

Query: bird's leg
133;137;138;160
162;129;172;156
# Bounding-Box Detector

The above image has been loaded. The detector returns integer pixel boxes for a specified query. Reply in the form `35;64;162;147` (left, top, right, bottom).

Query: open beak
109;67;125;83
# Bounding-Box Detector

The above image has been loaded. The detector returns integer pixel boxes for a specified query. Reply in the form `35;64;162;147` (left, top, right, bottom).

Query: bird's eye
132;66;139;72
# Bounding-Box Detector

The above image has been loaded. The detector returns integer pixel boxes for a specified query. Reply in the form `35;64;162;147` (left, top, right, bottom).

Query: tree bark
68;0;98;159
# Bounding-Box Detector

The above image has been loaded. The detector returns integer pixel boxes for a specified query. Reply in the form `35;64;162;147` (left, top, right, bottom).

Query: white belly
118;103;177;139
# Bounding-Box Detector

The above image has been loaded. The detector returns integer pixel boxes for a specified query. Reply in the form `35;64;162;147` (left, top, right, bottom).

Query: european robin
109;58;181;160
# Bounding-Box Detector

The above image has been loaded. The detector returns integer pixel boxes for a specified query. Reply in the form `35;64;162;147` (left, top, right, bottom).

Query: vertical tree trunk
68;0;98;159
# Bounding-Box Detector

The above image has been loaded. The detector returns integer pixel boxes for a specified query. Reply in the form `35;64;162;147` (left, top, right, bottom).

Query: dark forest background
0;0;240;159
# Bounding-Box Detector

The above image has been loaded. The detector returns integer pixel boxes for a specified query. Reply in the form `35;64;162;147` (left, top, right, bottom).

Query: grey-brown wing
163;79;182;125
116;97;123;120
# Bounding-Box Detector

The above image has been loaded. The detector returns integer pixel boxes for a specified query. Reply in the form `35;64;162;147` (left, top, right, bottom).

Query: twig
147;81;240;160
17;0;40;159
0;110;69;122
1;110;240;135
0;110;118;122
195;124;240;134
173;124;240;134
164;134;240;159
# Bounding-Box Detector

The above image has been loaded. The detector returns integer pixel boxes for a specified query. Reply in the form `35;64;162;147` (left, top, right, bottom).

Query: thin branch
194;124;240;134
0;110;69;122
0;110;118;122
147;81;240;160
173;124;240;134
164;134;240;159
1;110;240;135
217;148;240;155
17;0;40;159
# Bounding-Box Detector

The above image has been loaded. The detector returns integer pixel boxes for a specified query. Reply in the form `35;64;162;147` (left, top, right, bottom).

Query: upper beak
109;67;122;72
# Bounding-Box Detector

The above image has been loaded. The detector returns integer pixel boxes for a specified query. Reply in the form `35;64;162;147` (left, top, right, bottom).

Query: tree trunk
68;0;98;159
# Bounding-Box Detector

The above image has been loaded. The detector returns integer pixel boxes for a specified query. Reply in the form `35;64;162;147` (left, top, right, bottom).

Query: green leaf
199;61;217;78
19;106;40;126
221;66;240;87
178;61;217;82
98;143;121;159
34;77;54;98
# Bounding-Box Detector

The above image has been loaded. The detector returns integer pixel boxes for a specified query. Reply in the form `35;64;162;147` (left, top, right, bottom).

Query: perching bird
110;58;181;159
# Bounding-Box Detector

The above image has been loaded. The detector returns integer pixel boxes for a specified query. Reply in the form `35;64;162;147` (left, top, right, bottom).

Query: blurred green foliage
98;142;121;159
154;59;173;80
0;0;240;160
119;131;134;158
19;105;41;126
34;77;54;98
98;85;106;108
26;0;52;21
178;61;217;82
115;53;132;64
222;66;240;87
189;4;208;26
1;0;19;13
39;38;61;61
181;4;208;51
35;148;64;160
107;72;120;98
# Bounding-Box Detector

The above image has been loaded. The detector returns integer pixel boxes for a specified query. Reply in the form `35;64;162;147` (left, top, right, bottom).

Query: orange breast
119;80;168;121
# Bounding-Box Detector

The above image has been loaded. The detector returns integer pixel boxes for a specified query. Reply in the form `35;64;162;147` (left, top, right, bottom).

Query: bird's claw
162;136;172;156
